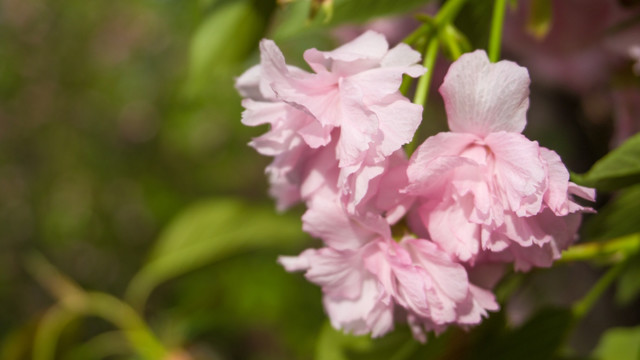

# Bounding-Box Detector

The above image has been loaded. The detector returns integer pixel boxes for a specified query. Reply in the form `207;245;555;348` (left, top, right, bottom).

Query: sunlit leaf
185;0;276;96
125;198;305;309
315;322;373;360
592;326;640;360
574;133;640;191
315;321;451;360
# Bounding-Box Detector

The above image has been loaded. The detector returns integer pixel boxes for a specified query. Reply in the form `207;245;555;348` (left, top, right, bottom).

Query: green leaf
574;133;640;191
592;326;640;360
272;0;435;39
315;321;451;360
526;0;552;39
185;0;275;96
125;198;305;309
583;185;640;241
616;252;640;306
316;322;373;360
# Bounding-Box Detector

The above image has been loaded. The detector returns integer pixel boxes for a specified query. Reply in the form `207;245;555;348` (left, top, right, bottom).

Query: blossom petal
485;131;547;216
406;132;478;195
439;50;530;136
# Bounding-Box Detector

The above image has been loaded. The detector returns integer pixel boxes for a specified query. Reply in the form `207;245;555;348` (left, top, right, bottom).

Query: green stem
406;37;439;156
488;0;507;62
559;233;640;264
403;22;432;45
26;253;169;360
443;24;463;60
434;0;469;25
33;306;78;360
84;292;168;359
412;37;440;107
572;261;627;319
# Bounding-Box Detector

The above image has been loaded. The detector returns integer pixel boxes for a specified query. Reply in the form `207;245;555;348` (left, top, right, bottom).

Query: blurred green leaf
125;198;305;309
584;185;640;241
592;326;640;360
315;321;451;360
273;0;434;39
526;0;552;39
574;133;640;191
315;322;374;360
616;252;640;306
328;0;434;24
186;0;276;96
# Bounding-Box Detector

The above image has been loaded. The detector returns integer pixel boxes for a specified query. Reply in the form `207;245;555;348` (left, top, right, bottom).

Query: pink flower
406;50;595;267
263;30;425;166
279;235;498;341
279;242;396;337
236;31;426;212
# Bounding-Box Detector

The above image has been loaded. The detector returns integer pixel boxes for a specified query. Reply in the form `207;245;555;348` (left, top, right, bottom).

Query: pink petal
485;131;547;216
439;50;530;136
235;65;264;99
304;30;389;72
324;278;394;337
302;192;379;250
381;43;425;75
540;147;571;215
406;132;478;195
419;198;482;262
372;98;424;157
402;238;469;302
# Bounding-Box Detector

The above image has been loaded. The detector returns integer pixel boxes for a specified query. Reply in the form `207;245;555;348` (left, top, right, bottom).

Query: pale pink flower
388;238;498;342
279;242;395;337
237;31;425;211
299;149;413;251
279;235;498;341
406;50;595;267
281;171;496;341
259;30;425;168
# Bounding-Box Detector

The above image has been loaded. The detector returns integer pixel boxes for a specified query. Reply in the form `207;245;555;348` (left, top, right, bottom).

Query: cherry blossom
236;31;425;211
406;50;595;267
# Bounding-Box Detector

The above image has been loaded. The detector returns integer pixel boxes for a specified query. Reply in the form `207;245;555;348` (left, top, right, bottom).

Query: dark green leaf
592;326;640;360
125;198;305;309
584;185;640;241
453;0;493;50
574;133;640;191
616;252;640;305
472;308;574;360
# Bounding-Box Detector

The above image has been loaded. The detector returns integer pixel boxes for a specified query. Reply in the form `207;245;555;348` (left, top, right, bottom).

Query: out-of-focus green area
0;0;327;357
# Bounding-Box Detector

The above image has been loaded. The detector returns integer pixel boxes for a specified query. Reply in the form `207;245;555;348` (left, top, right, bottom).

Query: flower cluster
236;31;595;341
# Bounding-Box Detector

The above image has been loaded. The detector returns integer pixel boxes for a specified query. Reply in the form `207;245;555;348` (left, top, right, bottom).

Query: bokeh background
1;0;639;359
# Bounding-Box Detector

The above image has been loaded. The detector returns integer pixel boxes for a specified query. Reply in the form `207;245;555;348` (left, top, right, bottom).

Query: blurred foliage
0;0;639;359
